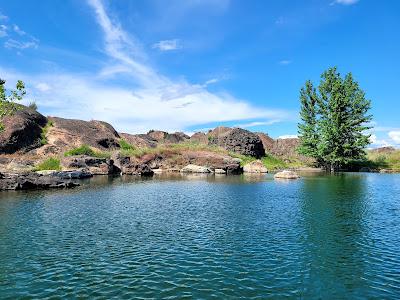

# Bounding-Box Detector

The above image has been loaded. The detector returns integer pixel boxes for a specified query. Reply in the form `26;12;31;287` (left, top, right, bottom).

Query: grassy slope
366;150;400;171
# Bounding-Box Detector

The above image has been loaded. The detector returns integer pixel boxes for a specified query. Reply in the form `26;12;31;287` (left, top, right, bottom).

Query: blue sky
0;0;399;146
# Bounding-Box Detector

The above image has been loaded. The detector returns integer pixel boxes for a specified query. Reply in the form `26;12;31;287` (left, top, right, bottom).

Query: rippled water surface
1;173;400;299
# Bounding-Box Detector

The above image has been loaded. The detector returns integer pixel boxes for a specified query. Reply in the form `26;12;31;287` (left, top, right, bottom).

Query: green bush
64;145;110;158
119;139;134;150
40;120;53;145
34;157;61;171
64;145;95;156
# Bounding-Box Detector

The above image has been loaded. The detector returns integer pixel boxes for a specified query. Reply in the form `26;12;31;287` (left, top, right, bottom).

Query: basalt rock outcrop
61;155;121;175
0;172;79;190
0;107;47;154
112;153;154;176
209;128;265;158
45;117;121;153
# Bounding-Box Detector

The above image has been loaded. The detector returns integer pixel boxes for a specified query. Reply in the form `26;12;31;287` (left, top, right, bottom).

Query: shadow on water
299;173;370;298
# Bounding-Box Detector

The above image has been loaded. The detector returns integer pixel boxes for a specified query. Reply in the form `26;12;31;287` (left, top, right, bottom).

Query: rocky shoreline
1;105;394;191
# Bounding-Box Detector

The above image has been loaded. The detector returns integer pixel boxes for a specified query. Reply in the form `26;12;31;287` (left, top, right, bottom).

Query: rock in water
0;107;47;154
274;170;300;179
0;172;79;190
181;164;211;173
243;160;268;173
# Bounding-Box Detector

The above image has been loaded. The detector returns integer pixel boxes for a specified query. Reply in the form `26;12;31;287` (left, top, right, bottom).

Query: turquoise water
1;173;400;299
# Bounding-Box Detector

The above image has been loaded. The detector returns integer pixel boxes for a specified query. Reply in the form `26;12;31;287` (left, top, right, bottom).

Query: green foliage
119;139;134;150
0;78;26;123
34;157;61;171
64;145;110;158
366;150;400;171
40;120;53;145
298;67;372;171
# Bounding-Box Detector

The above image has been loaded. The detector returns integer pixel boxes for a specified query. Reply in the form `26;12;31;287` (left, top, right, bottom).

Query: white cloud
0;12;8;21
0;0;291;134
234;120;280;128
279;60;291;65
333;0;359;5
4;39;38;50
278;134;298;139
388;131;400;144
13;24;26;36
35;83;51;92
152;39;182;51
0;25;7;37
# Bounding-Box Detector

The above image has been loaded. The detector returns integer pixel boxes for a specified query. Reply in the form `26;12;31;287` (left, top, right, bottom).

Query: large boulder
181;164;211;173
112;153;154;176
0;107;47;154
274;170;300;179
210;128;265;158
243;160;268;173
61;155;120;175
46;117;121;151
147;130;189;144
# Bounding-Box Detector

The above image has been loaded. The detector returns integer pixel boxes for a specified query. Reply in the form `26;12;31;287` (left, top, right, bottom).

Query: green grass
119;139;134;150
40;120;53;145
33;157;61;171
365;150;400;171
64;145;111;158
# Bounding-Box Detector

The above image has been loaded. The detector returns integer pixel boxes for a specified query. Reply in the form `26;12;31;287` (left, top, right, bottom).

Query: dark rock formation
48;117;121;151
119;133;157;148
112;153;154;176
210;128;265;158
61;155;120;175
147;130;189;144
0;107;47;154
256;132;275;153
0;172;79;190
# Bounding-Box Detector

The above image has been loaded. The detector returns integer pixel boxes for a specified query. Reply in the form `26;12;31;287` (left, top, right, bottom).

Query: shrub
34;157;61;171
64;145;110;158
40;120;53;145
64;145;95;156
119;139;134;150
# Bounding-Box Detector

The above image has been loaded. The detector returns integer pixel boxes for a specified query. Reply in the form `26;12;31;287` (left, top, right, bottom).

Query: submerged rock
274;170;300;179
243;160;268;173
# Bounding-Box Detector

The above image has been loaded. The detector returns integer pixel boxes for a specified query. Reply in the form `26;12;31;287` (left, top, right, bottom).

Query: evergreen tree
298;67;372;172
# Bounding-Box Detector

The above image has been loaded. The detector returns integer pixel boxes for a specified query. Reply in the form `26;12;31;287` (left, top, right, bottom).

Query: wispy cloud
0;14;39;51
13;24;26;36
234;120;281;128
332;0;359;6
4;39;38;50
152;39;182;51
0;25;7;37
1;0;291;134
279;60;292;65
0;12;8;21
388;131;400;144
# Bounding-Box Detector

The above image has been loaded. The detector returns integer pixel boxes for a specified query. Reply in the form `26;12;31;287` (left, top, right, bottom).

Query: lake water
0;173;400;299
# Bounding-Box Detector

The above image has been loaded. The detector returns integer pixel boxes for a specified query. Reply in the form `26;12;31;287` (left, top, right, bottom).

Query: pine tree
297;67;372;172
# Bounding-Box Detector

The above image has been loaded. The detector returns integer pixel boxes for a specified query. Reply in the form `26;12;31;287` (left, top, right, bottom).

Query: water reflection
300;173;369;298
